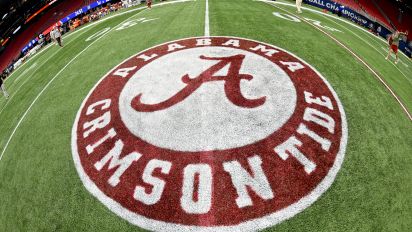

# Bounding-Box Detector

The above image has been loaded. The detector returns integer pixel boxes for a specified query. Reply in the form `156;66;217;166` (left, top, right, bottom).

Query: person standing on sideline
147;0;152;9
386;30;408;64
296;0;303;13
50;26;63;47
0;73;9;100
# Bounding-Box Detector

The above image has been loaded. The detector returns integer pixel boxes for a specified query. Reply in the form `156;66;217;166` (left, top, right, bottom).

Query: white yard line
0;52;62;116
260;0;412;121
11;27;92;87
0;11;144;161
4;44;54;82
0;0;195;162
1;0;194;105
0;28;94;116
12;63;37;84
5;0;196;83
205;0;210;36
317;14;412;84
258;0;412;64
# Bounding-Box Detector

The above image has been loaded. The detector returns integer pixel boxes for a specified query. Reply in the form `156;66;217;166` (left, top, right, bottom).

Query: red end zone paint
72;37;348;231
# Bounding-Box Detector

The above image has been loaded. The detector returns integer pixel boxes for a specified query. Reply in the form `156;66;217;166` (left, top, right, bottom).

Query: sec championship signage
72;37;347;231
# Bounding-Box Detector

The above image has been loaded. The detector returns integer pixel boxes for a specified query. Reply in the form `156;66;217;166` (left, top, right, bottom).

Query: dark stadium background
1;0;412;75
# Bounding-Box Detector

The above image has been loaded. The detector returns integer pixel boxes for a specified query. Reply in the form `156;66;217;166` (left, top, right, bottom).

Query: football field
0;0;411;231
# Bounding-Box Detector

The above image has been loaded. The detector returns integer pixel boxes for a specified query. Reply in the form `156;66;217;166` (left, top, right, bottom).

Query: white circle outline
118;45;297;152
71;36;348;232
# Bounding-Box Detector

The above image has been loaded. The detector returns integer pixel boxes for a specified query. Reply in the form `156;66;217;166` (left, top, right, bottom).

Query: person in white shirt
296;0;303;14
0;74;9;100
50;26;63;47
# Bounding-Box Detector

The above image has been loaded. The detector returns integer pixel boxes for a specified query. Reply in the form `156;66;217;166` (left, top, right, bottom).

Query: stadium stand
0;0;87;72
335;0;362;13
1;0;411;73
357;0;392;28
333;0;393;30
335;0;411;40
374;0;412;39
84;0;95;6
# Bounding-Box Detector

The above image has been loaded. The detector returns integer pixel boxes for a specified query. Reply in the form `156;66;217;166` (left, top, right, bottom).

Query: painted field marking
258;0;412;65
4;45;54;82
311;9;412;78
272;11;342;32
205;0;210;36
115;17;159;31
12;63;37;84
4;13;112;83
0;51;64;116
10;26;92;87
314;13;412;84
1;0;194;108
85;27;111;41
0;0;196;162
303;17;342;32
0;12;146;161
4;0;196;83
260;0;412;121
71;35;348;232
0;27;97;116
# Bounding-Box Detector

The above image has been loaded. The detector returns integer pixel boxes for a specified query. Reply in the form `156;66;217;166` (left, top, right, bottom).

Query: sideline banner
60;0;112;24
304;0;412;57
22;0;112;53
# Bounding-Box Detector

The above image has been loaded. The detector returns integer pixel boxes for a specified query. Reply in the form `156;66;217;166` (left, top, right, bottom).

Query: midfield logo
72;37;347;231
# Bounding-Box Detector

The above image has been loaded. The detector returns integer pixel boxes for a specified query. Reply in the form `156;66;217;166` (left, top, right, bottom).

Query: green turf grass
0;0;411;231
270;0;412;113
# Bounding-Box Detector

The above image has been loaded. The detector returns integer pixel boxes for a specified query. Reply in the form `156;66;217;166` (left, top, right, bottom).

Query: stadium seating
1;0;411;72
84;0;95;6
0;0;87;72
335;0;362;13
336;0;411;40
334;0;393;29
357;0;392;28
374;0;412;39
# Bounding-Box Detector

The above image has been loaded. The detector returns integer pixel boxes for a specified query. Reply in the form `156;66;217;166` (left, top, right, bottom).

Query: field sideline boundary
256;0;412;63
261;0;412;84
0;0;196;163
4;0;196;84
0;27;97;117
259;0;412;121
313;8;412;84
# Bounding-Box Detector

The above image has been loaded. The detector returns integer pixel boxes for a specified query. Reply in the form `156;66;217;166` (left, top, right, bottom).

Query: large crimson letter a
132;54;266;112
